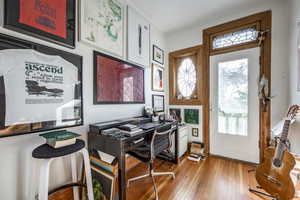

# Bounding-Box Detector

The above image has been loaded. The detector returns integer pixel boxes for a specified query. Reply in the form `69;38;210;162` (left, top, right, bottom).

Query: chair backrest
150;124;174;160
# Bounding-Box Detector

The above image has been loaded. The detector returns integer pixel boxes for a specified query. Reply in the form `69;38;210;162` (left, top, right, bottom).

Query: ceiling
128;0;268;34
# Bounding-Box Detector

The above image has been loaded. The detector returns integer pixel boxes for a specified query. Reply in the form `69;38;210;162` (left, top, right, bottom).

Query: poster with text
19;0;67;38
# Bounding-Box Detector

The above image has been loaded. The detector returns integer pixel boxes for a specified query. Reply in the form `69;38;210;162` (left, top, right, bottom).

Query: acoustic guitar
255;105;299;200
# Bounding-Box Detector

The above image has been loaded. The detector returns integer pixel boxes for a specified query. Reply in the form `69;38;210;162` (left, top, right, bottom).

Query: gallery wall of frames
0;0;166;138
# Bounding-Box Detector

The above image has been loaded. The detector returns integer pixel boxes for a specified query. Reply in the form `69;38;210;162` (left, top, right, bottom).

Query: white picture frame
79;0;124;58
127;6;150;67
152;63;164;92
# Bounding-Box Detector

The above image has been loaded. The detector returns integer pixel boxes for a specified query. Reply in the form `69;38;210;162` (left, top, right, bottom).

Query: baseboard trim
209;154;259;166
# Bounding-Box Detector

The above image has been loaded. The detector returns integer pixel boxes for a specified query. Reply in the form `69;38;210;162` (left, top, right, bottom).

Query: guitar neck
272;119;291;167
280;119;291;141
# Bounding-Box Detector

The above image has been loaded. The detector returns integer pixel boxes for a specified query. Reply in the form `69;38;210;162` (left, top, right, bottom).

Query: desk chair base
127;163;175;200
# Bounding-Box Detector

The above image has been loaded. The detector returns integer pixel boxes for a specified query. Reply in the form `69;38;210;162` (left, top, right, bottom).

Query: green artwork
184;109;199;124
81;0;124;57
93;179;107;200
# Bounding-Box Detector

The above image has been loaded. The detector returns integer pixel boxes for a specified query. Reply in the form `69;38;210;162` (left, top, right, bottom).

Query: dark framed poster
0;33;83;138
94;51;145;104
4;0;76;48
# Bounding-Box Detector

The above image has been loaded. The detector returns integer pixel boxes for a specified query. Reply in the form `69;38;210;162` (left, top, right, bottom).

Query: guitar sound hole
273;158;282;168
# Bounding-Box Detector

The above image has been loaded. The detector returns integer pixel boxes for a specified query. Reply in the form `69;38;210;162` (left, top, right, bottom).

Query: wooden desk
88;119;179;200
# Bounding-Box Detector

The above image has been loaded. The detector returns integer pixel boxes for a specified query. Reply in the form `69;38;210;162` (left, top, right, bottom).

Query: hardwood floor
126;155;282;200
50;155;299;200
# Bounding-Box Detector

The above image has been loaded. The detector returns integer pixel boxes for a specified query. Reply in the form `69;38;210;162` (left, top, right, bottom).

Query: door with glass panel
210;48;260;164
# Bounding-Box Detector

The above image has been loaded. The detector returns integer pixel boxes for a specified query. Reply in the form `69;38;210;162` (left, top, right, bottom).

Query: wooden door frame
202;11;272;162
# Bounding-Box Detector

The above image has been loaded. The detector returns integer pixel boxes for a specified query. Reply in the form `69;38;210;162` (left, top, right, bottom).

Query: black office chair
127;124;176;200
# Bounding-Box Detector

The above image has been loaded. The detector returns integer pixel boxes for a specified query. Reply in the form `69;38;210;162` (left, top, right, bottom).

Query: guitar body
256;147;296;200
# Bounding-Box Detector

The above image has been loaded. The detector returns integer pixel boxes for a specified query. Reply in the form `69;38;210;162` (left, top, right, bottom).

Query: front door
210;48;260;164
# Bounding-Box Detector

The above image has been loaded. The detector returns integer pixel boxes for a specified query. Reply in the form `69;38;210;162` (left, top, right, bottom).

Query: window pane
177;58;196;98
213;27;258;49
218;59;248;136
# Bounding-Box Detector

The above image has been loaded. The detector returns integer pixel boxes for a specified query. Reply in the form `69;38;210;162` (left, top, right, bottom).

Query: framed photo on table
79;0;124;58
169;108;182;123
152;95;165;112
152;63;164;92
153;45;164;65
4;0;76;48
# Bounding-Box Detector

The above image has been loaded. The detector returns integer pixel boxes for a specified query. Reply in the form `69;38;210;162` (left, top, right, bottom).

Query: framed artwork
94;51;145;104
79;0;124;58
4;0;76;48
0;33;83;138
152;95;165;112
192;128;199;137
152;63;164;92
153;45;164;65
90;165;115;200
169;108;182;123
184;109;199;124
127;6;150;67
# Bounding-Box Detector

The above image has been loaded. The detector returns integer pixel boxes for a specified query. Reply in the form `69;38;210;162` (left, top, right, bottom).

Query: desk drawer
178;135;188;158
124;138;145;151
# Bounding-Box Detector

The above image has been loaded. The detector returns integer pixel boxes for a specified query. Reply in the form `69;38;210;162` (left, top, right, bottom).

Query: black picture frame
169;108;182;123
152;45;164;65
93;51;145;104
4;0;76;49
0;33;83;138
152;95;165;112
192;128;199;137
184;109;199;124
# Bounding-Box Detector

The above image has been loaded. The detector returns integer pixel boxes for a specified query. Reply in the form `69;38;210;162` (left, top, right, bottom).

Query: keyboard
139;122;161;130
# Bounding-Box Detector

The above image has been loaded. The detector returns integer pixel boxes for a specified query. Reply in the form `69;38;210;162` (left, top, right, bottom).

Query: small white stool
32;139;94;200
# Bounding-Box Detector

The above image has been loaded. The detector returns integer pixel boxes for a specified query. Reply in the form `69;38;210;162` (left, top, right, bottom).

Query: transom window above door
212;26;258;50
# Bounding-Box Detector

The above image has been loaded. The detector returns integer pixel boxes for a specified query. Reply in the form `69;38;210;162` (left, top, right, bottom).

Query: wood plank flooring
126;155;283;200
50;155;300;200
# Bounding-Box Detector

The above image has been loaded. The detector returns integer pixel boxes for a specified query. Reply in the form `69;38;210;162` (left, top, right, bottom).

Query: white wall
0;0;166;199
288;0;300;154
166;0;290;134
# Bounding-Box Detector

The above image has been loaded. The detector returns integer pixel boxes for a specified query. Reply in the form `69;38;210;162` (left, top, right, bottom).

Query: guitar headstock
286;105;300;121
